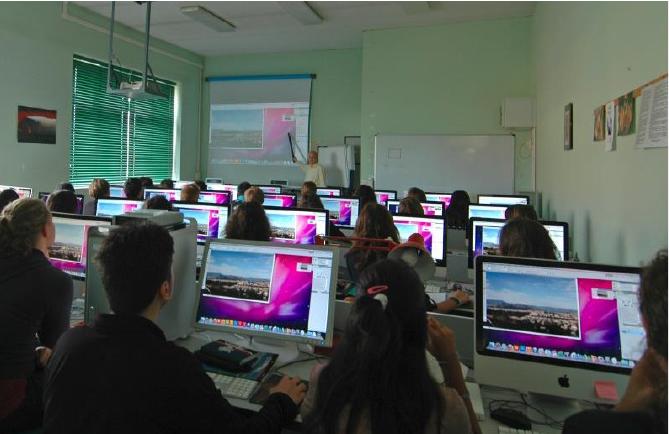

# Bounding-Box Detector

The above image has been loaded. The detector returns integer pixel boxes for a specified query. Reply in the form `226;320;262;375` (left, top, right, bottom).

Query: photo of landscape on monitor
485;272;580;339
269;214;296;241
204;249;274;303
49;223;84;263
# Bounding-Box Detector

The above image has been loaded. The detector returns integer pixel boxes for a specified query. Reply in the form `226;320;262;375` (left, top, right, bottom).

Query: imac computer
173;180;194;189
468;204;509;221
144;188;231;205
468;218;570;268
425;192;452;208
320;197;360;229
316;187;342;197
478;194;530;206
391;214;446;266
39;192;85;214
264;206;329;245
109;185;125;198
172;202;229;264
475;255;644;402
194;239;339;347
263;194;297;208
258;185;282;194
144;188;180;201
205;178;223;185
48;213;112;280
198;190;232;205
207;183;238;196
374;190;397;205
387;199;444;217
0;185;32;199
95;198;143;217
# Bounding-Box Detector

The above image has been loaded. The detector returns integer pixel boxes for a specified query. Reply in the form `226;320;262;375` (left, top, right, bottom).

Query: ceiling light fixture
277;2;323;25
180;5;236;32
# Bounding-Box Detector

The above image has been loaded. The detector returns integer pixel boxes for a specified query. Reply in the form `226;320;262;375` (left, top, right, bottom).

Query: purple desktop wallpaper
198;253;313;329
199;191;231;205
394;219;435;254
264;195;296;208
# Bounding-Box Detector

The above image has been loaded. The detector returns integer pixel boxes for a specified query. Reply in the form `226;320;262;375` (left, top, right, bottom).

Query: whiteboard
374;134;515;197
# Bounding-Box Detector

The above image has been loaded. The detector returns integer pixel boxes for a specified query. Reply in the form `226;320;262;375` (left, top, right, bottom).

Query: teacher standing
293;150;326;187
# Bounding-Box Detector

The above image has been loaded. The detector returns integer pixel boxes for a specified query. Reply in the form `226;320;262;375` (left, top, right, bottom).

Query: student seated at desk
407;186;428;203
563;250;667;434
0;189;20;214
499;218;557;260
43;223;305;434
444;190;469;229
83;178;110;216
144;195;173;211
399;196;425;216
158;178;174;189
194;180;207;192
0;199;72;433
180;183;200;204
225;202;271;242
353;185;377;210
298;192;346;238
301;181;317;197
236;181;251;204
124;177;144;201
504;204;538;221
301;259;480;434
46;189;78;214
57;182;75;193
244;186;265;205
140;177;154;189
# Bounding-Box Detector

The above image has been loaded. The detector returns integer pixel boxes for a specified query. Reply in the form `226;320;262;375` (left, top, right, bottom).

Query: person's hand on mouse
270;375;308;405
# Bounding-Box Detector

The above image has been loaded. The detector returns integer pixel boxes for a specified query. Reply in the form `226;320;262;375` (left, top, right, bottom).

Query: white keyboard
207;372;259;400
498;427;548;434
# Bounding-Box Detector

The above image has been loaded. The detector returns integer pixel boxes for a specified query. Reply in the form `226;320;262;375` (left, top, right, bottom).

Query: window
70;55;175;186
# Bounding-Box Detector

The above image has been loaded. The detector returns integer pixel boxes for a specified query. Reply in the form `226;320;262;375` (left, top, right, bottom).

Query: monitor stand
524;391;589;415
227;334;304;365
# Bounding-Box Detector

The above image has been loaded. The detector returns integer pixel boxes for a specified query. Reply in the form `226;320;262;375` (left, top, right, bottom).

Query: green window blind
70;55;175;186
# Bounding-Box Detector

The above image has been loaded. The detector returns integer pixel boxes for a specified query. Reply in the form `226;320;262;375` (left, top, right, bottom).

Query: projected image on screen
212;108;263;149
204;250;274;304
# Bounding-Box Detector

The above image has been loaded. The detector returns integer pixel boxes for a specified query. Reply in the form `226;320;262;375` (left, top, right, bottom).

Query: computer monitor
194;239;338;347
144;188;180;201
478;194;530;206
0;185;32;199
374;190;397;205
468;218;570;268
264;206;329;245
205;178;223;184
320;197;360;229
425;192;452;208
468;203;509;220
316;187;342;197
144;188;231;205
48;213;112;280
95;198;143;217
109;185;125;198
173;180;194;189
172;202;229;244
198;190;232;205
258;185;282;194
38;192;84;214
391;214;446;266
264;194;297;208
387;199;444;217
475;256;644;402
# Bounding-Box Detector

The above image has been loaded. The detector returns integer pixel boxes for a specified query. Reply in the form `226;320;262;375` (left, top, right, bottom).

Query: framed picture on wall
17;106;56;144
564;103;573;150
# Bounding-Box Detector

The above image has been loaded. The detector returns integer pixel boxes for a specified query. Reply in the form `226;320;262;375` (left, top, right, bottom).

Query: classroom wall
0;2;203;193
202;49;362;184
532;2;668;266
360;17;534;191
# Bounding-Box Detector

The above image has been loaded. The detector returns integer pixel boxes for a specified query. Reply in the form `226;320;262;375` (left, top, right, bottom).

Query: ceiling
74;1;536;57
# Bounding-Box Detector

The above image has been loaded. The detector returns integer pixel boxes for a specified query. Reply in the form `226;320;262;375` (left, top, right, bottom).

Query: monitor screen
374;190;396;205
425;192;452;208
0;185;32;199
264;194;297;208
145;188;231;205
468;204;509;220
316;188;341;197
144;188;180;201
391;215;446;265
195;240;337;346
95;199;142;217
173;180;194;189
387;200;444;217
207;183;238;196
265;207;329;245
477;256;644;374
109;186;126;198
258;185;282;194
172;202;229;244
469;218;570;268
320;197;360;228
48;214;111;279
39;192;84;214
478;195;529;206
198;191;232;205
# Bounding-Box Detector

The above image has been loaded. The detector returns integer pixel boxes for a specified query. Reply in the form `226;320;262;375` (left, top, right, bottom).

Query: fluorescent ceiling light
180;5;236;32
277;2;323;25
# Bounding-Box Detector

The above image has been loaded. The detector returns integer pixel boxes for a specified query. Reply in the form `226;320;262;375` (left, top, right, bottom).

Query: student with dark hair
0;199;72;432
84;178;110;216
346;203;399;279
143;195;173;211
43;223;305;434
302;259;478;434
498;218;558;260
237;181;251;203
407;187;427;203
180;183;200;204
563;251;667;434
244;186;265;205
139;177;154;189
353;185;377;211
58;182;75;193
225;202;271;242
444;190;470;228
46;190;78;214
298;193;346;238
301;181;317;198
194;180;207;192
398;196;424;216
124;178;143;201
159;179;174;189
504;204;538;221
0;189;20;214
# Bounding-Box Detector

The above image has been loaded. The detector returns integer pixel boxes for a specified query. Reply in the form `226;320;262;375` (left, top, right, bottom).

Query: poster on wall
17;106;56;144
593;105;605;141
616;93;635;136
564;103;573;150
605;101;616;151
635;77;668;149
